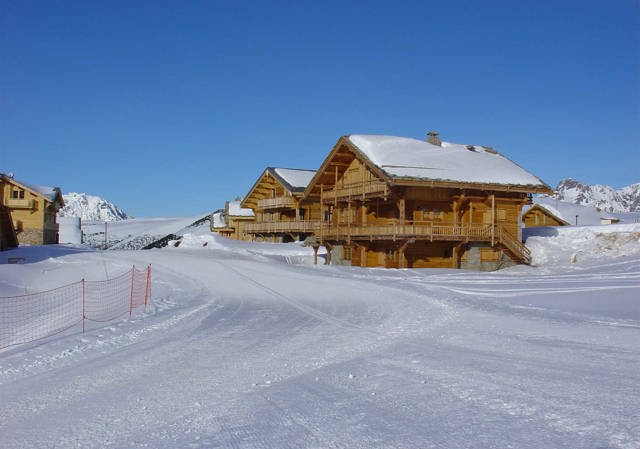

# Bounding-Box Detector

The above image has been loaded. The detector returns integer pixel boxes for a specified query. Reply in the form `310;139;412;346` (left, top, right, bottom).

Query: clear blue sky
2;0;639;217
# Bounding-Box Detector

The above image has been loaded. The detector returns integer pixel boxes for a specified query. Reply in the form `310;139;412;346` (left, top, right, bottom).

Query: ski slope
0;225;639;448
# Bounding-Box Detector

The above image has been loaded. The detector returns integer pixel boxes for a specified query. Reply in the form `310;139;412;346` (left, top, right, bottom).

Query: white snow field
1;224;639;449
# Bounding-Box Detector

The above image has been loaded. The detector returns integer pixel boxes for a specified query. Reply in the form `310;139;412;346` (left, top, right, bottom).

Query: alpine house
300;132;553;270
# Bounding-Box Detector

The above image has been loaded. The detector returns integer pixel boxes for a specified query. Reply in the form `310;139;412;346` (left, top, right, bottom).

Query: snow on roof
348;135;547;187
27;184;60;202
272;168;316;190
227;200;254;217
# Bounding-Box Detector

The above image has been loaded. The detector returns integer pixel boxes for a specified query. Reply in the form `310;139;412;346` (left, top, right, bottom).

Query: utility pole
104;221;108;249
575;215;579;226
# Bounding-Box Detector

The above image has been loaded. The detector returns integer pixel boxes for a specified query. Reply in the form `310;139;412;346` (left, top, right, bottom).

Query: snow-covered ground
1;224;639;448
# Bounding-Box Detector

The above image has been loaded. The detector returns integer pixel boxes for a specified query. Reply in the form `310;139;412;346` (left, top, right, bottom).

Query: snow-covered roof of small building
348;135;548;188
227;200;254;217
272;168;316;192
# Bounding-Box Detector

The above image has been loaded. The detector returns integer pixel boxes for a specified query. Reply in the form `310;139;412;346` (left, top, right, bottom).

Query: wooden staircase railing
495;225;531;265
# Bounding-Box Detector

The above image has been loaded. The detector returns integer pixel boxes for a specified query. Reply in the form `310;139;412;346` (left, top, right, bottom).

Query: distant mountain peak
58;192;130;221
556;179;640;213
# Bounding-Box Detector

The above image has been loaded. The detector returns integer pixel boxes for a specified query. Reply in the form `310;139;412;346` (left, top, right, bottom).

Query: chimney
427;131;441;146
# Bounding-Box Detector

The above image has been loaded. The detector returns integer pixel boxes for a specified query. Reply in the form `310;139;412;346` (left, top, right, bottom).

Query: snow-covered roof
272;168;316;192
348;135;548;188
227;200;254;217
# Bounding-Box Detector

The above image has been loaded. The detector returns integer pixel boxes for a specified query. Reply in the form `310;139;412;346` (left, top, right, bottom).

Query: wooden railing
320;222;493;242
257;196;296;209
5;198;34;209
322;180;388;201
244;221;321;234
495;226;531;264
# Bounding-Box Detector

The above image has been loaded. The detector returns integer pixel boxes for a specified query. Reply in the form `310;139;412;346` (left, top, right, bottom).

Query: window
12;189;25;199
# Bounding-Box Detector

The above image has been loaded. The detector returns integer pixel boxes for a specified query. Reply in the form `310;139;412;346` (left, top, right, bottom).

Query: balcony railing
5;198;34;209
322;180;388;201
319;221;493;242
257;196;297;209
244;220;321;234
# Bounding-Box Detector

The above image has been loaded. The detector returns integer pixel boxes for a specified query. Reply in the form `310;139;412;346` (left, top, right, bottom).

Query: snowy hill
58;192;130;221
556;178;640;213
0;220;639;448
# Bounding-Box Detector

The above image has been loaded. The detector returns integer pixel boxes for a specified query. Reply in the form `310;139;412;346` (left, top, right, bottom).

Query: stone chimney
427;131;441;146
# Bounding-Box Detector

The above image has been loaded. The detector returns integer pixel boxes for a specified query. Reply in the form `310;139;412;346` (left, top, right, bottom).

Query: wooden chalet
0;174;64;246
240;167;319;242
210;200;255;241
301;133;553;270
521;204;571;227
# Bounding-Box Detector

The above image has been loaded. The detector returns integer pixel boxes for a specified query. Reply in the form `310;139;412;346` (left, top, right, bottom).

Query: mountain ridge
555;178;640;213
58;192;130;221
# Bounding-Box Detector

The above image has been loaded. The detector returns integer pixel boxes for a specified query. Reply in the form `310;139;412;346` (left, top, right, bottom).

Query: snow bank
167;233;323;264
525;223;640;267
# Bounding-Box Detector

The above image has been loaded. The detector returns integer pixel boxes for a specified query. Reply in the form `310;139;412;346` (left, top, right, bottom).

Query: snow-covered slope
58;192;130;221
556;178;640;213
0;226;639;448
81;215;210;250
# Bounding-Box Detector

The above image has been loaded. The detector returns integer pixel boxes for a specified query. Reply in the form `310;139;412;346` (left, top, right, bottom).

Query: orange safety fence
0;265;152;349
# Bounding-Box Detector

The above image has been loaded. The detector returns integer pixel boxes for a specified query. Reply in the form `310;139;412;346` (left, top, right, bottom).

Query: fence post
144;264;151;307
129;266;135;318
82;278;86;334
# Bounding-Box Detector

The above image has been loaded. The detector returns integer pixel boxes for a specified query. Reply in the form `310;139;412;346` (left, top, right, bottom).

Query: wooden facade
240;167;320;242
522;204;570;227
301;135;553;269
0;174;64;246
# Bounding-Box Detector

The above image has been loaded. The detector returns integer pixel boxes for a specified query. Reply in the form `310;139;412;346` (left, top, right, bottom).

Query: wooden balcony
322;180;388;202
257;196;297;210
319;221;493;242
319;221;531;264
5;198;34;209
244;220;322;234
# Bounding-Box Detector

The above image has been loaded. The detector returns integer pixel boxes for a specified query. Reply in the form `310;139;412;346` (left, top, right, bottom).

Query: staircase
495;225;531;265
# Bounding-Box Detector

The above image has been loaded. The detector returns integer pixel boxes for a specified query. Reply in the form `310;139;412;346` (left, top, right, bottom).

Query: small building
600;217;621;225
240;167;319;242
522;204;571;227
301;133;552;270
211;200;255;241
0;174;64;245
